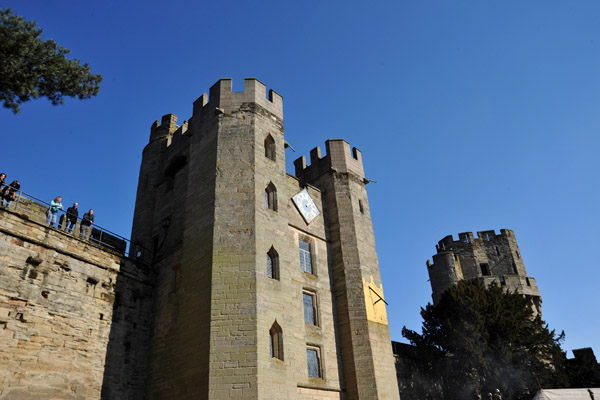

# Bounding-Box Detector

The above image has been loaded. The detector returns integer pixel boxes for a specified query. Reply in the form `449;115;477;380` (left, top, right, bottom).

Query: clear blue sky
2;0;599;357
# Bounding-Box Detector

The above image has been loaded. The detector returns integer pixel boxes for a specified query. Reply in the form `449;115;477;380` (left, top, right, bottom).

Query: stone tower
426;229;542;314
131;78;399;399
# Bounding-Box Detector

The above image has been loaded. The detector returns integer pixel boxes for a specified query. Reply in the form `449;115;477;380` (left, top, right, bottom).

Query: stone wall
0;206;153;400
130;78;399;399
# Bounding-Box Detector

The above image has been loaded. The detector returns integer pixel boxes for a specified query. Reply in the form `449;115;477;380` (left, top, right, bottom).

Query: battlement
149;113;180;141
192;78;283;119
294;139;365;183
147;78;282;145
436;229;514;252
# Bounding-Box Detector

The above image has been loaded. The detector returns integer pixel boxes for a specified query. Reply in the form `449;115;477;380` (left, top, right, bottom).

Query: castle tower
131;78;399;399
426;229;542;314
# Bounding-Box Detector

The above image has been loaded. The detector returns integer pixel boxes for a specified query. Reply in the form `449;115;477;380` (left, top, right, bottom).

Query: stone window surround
264;134;276;161
298;237;315;275
267;246;279;280
270;321;284;361
303;289;319;326
265;182;278;211
306;345;323;379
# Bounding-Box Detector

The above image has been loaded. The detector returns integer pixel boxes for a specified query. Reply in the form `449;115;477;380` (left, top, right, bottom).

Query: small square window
480;263;490;276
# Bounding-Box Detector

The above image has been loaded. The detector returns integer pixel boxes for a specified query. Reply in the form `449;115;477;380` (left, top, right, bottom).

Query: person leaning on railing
2;180;20;209
65;202;78;234
46;196;63;227
80;209;94;239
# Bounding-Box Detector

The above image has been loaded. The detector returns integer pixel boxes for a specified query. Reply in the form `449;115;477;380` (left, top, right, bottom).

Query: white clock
292;188;320;224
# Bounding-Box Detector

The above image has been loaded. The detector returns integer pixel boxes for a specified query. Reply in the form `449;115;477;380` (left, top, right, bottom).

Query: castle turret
294;140;400;399
426;229;542;314
130;78;399;399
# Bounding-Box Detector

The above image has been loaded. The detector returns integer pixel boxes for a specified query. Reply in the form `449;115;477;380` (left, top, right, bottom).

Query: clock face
292;188;320;224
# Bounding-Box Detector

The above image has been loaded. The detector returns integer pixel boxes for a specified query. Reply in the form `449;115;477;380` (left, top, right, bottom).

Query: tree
402;280;569;400
0;8;102;113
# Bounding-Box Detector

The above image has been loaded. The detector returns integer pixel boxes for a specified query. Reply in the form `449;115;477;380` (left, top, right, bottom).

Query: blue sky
2;0;599;357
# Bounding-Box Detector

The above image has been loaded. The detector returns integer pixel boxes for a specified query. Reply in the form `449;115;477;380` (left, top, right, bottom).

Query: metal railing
1;184;152;263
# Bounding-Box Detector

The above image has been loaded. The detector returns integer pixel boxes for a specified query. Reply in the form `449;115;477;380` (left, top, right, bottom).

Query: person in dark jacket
2;180;20;208
65;202;78;233
80;209;94;239
0;173;5;189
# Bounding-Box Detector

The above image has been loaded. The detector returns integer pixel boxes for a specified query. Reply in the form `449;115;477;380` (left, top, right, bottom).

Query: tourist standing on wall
80;209;94;239
0;173;5;189
65;202;78;233
46;196;63;226
2;180;20;208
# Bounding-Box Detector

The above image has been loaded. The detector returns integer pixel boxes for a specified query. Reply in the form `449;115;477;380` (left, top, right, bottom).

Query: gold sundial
363;275;388;325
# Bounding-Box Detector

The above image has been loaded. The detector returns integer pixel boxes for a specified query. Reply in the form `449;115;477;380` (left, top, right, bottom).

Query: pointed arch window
270;321;284;360
265;182;277;211
267;247;279;280
264;134;276;161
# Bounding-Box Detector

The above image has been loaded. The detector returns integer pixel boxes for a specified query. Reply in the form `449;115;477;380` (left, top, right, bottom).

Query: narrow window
307;347;322;378
358;200;364;214
526;277;531;287
465;236;471;244
264;134;276;161
270;321;283;360
265;183;277;211
303;291;317;326
485;233;490;241
512;262;518;274
495;246;500;256
516;251;521;259
480;263;490;276
299;240;312;274
267;247;279;280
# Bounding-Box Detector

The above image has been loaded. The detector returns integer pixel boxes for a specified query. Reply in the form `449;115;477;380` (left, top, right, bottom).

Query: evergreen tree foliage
402;280;568;399
0;8;102;113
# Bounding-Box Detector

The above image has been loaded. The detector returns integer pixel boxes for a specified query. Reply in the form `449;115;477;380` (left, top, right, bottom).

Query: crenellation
310;146;322;165
295;139;366;185
437;229;518;253
197;78;283;120
130;78;398;399
1;77;400;400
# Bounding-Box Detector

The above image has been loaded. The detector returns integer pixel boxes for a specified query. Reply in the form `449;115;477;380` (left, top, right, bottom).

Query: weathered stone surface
0;78;400;400
130;78;399;399
426;229;542;314
0;207;154;400
0;209;118;399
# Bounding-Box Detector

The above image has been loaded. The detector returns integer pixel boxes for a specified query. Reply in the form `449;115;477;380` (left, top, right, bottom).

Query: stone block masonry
426;229;542;314
132;78;400;399
0;77;403;399
0;206;153;399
